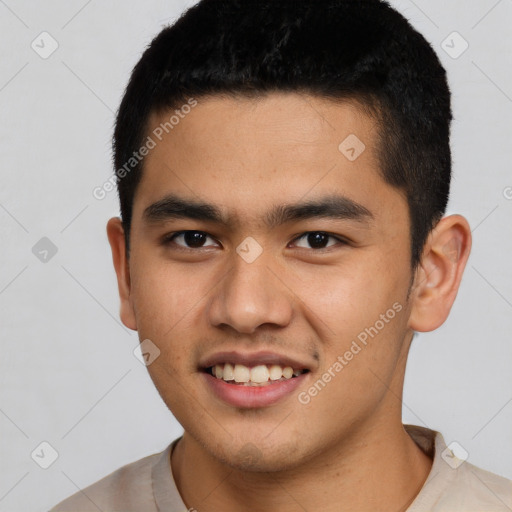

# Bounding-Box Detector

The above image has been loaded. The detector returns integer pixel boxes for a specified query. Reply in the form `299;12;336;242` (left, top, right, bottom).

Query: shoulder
49;449;165;512
406;425;512;512
445;460;512;511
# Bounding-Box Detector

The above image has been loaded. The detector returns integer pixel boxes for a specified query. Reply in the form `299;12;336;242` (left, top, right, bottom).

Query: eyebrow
142;193;374;229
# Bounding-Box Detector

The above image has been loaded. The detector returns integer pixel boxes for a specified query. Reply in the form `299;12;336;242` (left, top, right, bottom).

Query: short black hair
113;0;452;269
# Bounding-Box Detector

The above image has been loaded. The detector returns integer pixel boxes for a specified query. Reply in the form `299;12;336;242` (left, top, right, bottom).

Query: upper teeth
212;363;302;383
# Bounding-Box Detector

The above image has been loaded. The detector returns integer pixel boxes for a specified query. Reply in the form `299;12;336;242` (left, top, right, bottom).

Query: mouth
204;363;309;386
199;351;312;408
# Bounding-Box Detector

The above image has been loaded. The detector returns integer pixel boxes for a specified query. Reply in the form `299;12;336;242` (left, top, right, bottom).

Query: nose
207;249;293;334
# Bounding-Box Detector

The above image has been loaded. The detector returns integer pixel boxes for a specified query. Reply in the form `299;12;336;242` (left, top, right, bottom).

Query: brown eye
292;232;346;250
164;231;219;249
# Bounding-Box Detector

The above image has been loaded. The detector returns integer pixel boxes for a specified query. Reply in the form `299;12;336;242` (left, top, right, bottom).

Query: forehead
132;92;406;230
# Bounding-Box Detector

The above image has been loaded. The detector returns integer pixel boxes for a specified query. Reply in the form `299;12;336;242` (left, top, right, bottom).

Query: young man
51;0;512;510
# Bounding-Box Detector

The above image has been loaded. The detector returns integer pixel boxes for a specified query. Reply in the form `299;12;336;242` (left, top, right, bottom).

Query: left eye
291;232;345;250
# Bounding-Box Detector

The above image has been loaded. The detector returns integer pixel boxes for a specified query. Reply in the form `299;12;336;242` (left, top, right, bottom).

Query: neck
171;417;433;512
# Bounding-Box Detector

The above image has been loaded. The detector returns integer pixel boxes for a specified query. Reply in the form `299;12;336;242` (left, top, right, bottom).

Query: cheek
295;254;409;392
300;303;408;434
129;254;199;338
128;253;219;377
293;254;405;340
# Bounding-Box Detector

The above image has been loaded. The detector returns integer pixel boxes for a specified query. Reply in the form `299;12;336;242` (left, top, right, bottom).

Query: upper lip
199;351;312;371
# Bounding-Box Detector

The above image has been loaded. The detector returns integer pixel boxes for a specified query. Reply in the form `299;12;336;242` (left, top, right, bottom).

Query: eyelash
161;230;349;252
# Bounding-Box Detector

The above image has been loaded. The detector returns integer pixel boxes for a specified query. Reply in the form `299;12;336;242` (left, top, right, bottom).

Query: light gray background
0;1;511;511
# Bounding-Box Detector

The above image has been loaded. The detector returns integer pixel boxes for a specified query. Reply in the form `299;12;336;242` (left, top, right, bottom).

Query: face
118;93;417;470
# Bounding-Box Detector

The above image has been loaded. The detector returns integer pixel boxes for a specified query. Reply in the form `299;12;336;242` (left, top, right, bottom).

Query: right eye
162;230;221;250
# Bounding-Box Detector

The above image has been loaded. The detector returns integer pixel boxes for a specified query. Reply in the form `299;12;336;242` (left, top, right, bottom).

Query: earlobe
106;217;138;331
408;215;472;332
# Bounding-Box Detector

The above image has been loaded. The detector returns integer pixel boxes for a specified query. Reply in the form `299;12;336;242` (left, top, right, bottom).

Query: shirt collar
152;436;187;511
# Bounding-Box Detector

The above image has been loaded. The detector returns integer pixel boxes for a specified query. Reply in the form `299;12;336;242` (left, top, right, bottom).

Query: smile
206;363;308;386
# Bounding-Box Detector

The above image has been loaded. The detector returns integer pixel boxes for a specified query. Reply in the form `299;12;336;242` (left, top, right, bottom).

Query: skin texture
107;93;471;511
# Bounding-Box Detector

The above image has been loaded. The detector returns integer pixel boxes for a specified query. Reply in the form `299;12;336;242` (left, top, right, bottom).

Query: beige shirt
50;425;512;511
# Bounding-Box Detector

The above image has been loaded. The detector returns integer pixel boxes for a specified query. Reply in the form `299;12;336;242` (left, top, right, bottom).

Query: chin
211;438;306;473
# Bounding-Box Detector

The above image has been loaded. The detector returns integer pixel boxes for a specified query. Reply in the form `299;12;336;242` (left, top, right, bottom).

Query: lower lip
203;372;308;408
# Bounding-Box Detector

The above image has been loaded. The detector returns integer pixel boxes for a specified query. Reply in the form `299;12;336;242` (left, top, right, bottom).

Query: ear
106;217;137;331
408;214;472;332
